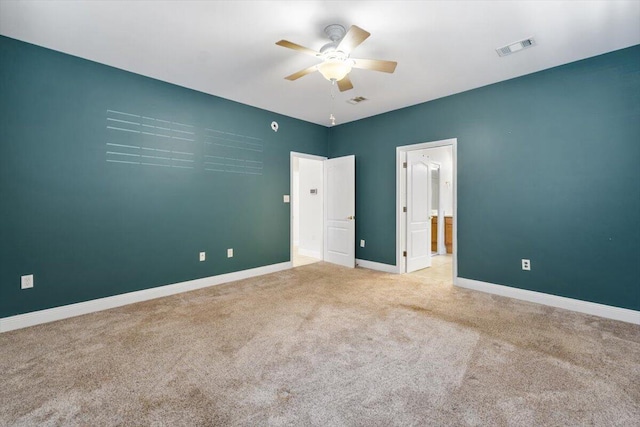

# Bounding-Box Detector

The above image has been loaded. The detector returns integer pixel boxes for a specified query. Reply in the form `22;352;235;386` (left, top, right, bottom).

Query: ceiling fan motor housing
324;24;346;42
321;24;347;57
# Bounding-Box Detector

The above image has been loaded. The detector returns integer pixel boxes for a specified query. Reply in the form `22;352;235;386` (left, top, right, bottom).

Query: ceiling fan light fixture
317;59;352;82
277;24;396;92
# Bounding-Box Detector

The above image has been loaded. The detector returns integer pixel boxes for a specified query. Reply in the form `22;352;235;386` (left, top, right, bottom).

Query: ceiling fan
276;24;397;92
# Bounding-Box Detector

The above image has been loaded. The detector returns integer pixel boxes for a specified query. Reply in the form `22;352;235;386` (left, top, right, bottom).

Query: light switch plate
227;248;233;258
21;274;34;289
199;252;206;262
360;240;365;247
283;195;290;203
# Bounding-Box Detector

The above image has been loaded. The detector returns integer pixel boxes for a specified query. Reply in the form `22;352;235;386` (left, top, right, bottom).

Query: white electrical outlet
283;195;290;203
227;248;233;258
199;252;206;262
21;274;34;289
522;259;531;271
360;239;365;248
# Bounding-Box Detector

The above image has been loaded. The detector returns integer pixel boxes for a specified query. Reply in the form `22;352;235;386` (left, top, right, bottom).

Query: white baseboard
456;277;640;325
297;248;322;259
356;259;398;274
0;262;292;333
6;265;635;333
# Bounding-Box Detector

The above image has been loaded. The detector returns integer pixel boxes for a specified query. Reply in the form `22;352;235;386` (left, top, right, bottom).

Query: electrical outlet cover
227;248;233;258
199;252;206;261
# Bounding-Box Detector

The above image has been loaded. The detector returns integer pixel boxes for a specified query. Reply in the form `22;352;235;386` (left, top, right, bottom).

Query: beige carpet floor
1;257;639;426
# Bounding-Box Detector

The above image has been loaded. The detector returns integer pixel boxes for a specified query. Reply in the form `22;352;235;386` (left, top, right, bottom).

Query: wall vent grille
346;96;368;105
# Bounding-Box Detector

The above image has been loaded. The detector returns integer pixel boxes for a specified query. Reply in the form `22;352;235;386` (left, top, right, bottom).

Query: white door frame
396;139;458;281
290;152;327;263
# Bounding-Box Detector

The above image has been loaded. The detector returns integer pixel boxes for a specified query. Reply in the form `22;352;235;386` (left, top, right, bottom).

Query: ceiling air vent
346;96;368;105
496;37;536;57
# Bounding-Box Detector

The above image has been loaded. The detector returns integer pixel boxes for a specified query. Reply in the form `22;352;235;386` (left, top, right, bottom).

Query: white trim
0;262;292;333
396;139;458;279
298;248;322;259
356;259;397;273
456;277;640;325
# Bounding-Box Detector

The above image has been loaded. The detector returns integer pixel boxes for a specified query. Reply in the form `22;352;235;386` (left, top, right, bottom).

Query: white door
406;150;432;272
323;155;355;267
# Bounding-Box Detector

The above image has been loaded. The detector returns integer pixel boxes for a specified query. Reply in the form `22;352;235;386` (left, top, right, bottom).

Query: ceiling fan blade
351;58;397;73
276;40;321;57
285;64;318;81
337;75;354;92
337;25;370;54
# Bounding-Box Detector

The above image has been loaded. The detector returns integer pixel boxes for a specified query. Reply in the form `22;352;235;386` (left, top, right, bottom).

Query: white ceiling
1;1;639;127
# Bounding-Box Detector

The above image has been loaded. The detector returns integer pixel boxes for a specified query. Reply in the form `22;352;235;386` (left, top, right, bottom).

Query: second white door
406;150;432;272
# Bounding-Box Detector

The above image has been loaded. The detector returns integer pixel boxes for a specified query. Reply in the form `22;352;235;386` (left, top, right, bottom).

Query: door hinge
403;251;407;257
403;162;407;168
403;206;407;213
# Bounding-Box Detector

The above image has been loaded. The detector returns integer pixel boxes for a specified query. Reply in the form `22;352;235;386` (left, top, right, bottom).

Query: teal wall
0;36;328;318
1;35;638;318
329;45;640;311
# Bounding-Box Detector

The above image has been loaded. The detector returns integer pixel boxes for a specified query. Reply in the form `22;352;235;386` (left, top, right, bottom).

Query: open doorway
291;152;325;267
426;149;454;258
396;139;457;280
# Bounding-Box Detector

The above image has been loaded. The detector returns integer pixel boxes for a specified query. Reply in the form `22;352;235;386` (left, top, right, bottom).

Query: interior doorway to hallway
396;139;458;280
290;152;325;267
